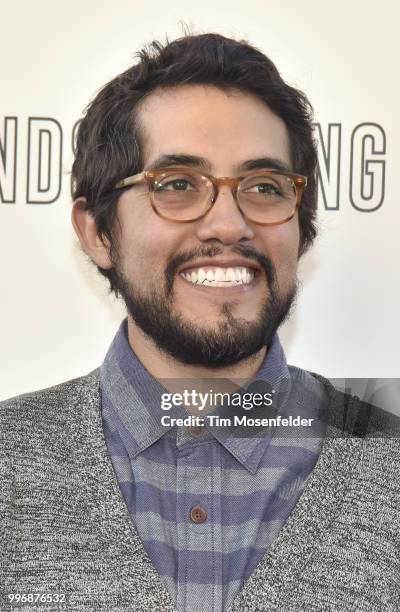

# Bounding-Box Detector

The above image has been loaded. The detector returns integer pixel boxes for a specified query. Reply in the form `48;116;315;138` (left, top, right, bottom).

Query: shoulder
0;369;100;453
290;367;400;435
0;368;100;411
299;369;400;484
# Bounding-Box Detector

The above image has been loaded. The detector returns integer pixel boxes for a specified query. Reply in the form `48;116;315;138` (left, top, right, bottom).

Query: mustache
165;244;276;296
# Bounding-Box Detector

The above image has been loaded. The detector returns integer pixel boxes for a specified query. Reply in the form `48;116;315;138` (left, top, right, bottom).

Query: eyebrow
146;154;292;174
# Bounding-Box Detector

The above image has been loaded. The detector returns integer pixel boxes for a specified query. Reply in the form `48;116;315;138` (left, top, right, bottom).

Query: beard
111;244;297;368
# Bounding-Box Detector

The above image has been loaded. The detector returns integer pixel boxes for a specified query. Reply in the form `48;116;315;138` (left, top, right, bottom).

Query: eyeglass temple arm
115;172;146;189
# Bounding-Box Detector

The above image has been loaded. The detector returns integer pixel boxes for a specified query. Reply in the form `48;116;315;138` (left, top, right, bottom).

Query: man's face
110;85;300;367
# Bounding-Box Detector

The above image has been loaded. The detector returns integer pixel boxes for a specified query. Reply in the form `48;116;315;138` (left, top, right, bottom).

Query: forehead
137;84;291;171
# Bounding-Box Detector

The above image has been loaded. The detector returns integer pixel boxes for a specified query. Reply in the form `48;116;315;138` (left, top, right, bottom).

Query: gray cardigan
1;370;399;612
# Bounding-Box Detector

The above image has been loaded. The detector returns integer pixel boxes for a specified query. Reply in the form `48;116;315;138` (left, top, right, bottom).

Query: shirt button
190;505;207;524
188;424;204;438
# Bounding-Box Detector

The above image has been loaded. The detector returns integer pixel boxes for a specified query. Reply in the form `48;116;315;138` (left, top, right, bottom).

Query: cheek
263;221;300;283
115;197;163;275
120;232;163;279
116;209;185;281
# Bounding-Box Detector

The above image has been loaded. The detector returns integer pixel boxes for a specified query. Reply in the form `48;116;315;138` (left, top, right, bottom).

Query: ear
71;197;113;269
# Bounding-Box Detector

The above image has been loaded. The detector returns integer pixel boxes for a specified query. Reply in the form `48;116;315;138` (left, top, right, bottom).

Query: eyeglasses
114;166;307;225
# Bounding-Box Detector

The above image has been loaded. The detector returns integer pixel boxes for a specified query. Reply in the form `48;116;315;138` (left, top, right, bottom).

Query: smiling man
1;33;399;612
74;84;301;376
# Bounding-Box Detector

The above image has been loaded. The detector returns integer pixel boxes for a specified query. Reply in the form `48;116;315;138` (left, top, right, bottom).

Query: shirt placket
176;436;223;612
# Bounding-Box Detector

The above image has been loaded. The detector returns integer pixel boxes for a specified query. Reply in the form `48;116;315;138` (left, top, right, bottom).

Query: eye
240;172;293;199
245;182;282;196
154;175;197;192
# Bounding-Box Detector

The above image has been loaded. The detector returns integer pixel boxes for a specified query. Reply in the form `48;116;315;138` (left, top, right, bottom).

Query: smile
179;266;256;287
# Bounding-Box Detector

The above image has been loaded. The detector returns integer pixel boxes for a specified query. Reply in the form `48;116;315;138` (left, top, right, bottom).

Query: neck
126;316;267;385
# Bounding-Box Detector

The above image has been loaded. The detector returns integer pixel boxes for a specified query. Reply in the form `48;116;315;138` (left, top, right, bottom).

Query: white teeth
214;268;225;282
181;266;255;287
198;268;206;283
226;267;235;282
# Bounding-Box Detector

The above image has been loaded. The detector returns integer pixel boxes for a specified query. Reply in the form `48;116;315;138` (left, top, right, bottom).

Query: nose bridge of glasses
212;176;240;203
215;176;239;188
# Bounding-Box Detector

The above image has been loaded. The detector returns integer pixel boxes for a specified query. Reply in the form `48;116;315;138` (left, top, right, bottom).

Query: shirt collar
100;318;291;474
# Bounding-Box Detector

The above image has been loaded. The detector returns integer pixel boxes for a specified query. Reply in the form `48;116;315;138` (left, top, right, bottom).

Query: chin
182;309;256;328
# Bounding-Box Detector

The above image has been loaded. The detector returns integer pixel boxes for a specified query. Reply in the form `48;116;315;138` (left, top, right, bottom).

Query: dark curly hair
72;33;318;294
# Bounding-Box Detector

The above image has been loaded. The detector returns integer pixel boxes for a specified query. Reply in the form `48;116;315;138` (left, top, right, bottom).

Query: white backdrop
1;0;398;400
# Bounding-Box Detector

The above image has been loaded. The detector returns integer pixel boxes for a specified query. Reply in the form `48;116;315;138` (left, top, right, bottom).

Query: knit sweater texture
1;369;399;612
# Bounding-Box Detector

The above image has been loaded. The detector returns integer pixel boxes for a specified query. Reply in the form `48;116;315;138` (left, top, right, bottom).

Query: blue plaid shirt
100;320;327;612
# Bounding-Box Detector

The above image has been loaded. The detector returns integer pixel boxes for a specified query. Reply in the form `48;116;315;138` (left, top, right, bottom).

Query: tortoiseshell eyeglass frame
114;166;307;226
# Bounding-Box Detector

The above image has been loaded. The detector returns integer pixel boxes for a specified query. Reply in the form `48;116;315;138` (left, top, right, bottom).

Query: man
1;33;399;612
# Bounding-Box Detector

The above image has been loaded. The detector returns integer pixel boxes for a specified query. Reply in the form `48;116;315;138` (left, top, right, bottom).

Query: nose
194;184;255;244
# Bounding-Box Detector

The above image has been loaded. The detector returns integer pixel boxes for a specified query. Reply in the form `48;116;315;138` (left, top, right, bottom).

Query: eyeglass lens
152;170;297;223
